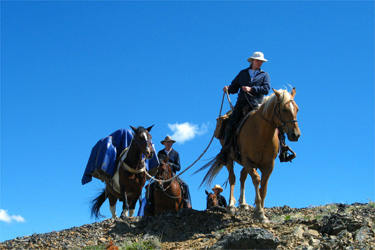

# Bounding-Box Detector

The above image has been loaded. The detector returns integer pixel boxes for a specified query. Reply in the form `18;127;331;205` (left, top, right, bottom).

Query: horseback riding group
82;51;301;223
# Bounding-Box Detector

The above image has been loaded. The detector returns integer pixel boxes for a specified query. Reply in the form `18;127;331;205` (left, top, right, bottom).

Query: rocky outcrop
0;202;374;249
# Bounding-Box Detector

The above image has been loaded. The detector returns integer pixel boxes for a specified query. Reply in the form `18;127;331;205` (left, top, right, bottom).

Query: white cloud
167;122;208;144
0;209;26;224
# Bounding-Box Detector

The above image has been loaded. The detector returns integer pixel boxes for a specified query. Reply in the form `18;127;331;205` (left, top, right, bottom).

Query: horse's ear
205;190;209;195
146;125;154;132
290;87;296;98
273;88;282;99
165;156;170;162
130;126;137;133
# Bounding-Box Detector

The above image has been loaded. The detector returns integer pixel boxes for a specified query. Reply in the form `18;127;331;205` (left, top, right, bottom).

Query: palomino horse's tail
194;157;225;188
90;189;106;219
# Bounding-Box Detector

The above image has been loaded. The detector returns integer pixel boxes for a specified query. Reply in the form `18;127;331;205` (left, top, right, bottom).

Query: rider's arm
250;72;270;96
227;71;241;94
170;151;181;173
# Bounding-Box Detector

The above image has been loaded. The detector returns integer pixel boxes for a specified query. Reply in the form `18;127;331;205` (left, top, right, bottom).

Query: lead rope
144;92;227;183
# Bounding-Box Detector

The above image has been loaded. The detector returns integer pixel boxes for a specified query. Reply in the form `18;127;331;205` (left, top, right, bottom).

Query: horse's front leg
108;193;118;218
239;168;250;210
225;160;236;214
120;187;129;218
258;164;274;221
128;196;139;217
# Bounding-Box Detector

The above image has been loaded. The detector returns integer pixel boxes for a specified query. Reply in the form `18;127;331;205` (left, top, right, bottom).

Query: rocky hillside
1;202;374;249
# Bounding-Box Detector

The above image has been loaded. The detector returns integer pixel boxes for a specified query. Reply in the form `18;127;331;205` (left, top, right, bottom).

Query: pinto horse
205;190;218;209
91;125;154;219
199;88;301;222
153;157;184;215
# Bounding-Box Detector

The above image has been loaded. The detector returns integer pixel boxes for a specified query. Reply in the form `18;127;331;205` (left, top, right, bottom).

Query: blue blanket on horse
82;129;159;185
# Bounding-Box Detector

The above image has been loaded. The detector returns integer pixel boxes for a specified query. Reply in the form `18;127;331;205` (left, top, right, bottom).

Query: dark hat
161;136;176;145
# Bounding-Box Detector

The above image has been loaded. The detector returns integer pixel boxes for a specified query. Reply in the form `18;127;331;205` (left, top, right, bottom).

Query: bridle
273;99;298;133
133;132;153;150
154;163;181;199
260;95;298;133
120;131;154;174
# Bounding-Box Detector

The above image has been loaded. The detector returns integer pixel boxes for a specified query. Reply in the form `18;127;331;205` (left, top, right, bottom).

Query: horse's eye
282;109;288;112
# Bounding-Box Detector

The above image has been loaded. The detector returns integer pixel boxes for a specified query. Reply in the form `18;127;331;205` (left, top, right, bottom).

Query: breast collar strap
119;146;146;174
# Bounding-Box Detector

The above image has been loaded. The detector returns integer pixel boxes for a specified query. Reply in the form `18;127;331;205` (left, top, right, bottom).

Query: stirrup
279;145;296;162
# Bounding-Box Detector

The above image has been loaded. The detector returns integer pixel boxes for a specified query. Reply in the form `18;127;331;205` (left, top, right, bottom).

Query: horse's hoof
260;217;270;223
239;204;250;210
252;213;269;223
227;206;236;215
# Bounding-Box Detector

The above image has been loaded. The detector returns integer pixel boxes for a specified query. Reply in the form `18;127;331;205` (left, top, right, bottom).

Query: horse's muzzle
288;131;300;142
144;151;154;159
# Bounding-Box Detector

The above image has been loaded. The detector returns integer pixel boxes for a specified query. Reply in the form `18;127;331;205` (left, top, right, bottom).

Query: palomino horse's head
205;190;218;209
272;88;301;141
130;125;155;159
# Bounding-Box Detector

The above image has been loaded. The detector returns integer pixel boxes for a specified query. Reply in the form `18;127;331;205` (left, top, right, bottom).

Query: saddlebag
214;110;232;140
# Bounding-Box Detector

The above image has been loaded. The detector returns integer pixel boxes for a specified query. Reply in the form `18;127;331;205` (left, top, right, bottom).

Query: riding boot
217;127;234;164
180;182;192;209
278;128;296;162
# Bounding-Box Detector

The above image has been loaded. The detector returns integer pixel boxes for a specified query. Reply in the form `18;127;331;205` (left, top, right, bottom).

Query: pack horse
91;125;154;218
198;88;301;223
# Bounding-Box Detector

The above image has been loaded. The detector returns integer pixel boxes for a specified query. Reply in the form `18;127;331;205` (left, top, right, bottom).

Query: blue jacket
228;67;271;104
157;149;181;174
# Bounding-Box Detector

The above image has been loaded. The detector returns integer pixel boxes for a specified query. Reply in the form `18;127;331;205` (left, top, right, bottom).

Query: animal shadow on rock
107;208;232;243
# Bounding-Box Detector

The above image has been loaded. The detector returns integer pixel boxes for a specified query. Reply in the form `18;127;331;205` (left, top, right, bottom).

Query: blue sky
1;1;374;242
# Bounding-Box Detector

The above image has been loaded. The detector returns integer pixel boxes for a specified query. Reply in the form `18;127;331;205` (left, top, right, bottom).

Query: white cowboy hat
161;136;176;145
212;184;223;193
247;51;268;63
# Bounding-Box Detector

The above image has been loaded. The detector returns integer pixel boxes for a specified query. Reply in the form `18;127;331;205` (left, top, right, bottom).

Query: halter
155;164;182;199
133;136;153;148
119;131;154;174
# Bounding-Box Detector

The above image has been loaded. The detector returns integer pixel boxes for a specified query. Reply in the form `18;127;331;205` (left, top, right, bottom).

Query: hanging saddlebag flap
214;110;232;139
82;136;117;185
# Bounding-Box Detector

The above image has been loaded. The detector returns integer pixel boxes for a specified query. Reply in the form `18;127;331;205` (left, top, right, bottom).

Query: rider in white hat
212;184;227;207
218;51;271;164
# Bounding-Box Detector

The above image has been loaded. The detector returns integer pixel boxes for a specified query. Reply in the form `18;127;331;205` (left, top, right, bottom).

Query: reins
144;92;227;183
155;171;182;199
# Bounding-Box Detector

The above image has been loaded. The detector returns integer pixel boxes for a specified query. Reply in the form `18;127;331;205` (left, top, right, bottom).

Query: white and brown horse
91;125;154;219
199;88;301;222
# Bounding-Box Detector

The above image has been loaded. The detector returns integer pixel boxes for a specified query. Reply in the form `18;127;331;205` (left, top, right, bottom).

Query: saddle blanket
81;129;159;185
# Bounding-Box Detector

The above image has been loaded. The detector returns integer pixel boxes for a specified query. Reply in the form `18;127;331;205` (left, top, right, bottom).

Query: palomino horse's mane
260;89;293;117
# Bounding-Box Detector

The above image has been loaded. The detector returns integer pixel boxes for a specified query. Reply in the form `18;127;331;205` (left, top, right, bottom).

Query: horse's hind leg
238;168;250;210
108;193;118;218
226;160;236;213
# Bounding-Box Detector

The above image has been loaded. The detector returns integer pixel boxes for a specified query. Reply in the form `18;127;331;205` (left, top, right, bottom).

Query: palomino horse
205;190;218;209
91;125;154;219
153;157;184;215
199;88;300;222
